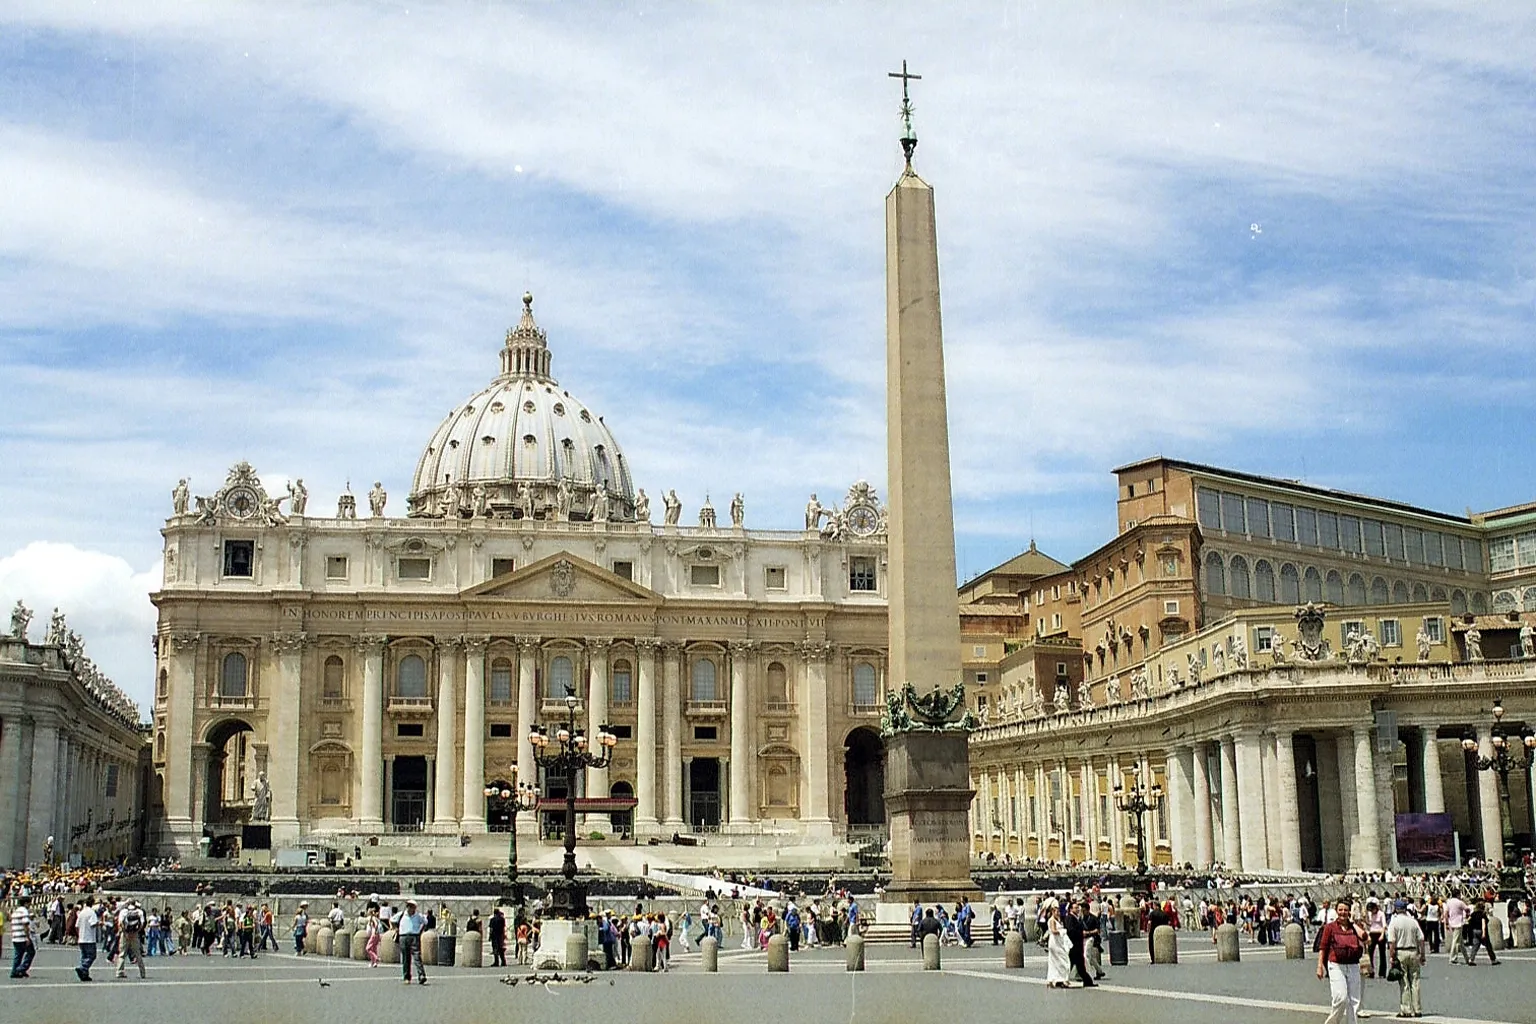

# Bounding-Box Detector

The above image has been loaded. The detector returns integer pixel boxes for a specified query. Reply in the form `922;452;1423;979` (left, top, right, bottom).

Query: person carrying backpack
116;900;147;979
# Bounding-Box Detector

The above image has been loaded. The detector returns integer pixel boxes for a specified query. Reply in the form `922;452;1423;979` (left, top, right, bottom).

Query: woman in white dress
1045;901;1071;988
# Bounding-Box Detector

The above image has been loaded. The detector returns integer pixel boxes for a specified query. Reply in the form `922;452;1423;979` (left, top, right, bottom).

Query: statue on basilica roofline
635;489;651;523
591;488;610;523
517;481;535;519
287;478;308;516
555;478;573;521
471;483;488;517
730;492;745;528
45;608;67;647
662;489;682;526
9;600;31;640
805;494;825;531
368;482;387;517
171;479;190;516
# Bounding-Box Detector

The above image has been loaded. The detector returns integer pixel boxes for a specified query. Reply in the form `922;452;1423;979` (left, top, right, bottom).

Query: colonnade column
1219;736;1242;869
1192;743;1214;867
661;642;683;828
1421;727;1446;814
1080;762;1095;858
358;635;386;827
268;631;306;843
634;639;659;831
188;742;212;839
432;637;461;831
1353;725;1383;872
24;719;59;863
515;636;540;830
727;641;753;825
6;717;29;865
460;636;488;834
1034;764;1046;856
1260;735;1282;869
1475;726;1504;864
1165;749;1187;867
1234;730;1268;871
801;642;833;836
585;639;611;832
163;632;201;834
1274;730;1303;873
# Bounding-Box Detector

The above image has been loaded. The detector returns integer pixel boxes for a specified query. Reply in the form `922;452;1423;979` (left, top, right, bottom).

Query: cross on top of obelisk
888;59;922;167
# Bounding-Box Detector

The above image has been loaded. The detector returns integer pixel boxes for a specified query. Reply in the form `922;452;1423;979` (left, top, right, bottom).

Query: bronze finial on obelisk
888;60;922;169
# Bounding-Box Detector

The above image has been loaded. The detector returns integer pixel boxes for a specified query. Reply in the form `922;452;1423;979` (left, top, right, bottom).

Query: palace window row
1203;552;1485;614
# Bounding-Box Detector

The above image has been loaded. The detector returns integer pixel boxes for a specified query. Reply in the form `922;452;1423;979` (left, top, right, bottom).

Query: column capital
634;637;661;653
435;634;465;652
355;633;388;656
271;631;307;654
515;635;543;653
586;637;614;652
660;639;686;655
727;639;757;655
799;641;833;663
168;630;201;652
463;634;491;654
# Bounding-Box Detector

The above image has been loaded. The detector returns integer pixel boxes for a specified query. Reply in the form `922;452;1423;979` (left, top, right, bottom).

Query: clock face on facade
225;487;259;519
847;503;879;537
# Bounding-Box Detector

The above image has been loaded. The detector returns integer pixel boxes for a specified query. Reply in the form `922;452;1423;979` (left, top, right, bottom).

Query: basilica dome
407;294;635;520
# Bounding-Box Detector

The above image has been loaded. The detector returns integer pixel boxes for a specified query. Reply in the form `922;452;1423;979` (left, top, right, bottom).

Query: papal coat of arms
549;559;577;598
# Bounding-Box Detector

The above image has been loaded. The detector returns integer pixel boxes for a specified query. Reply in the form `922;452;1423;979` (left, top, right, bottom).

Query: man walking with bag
1386;899;1425;1019
396;900;427;985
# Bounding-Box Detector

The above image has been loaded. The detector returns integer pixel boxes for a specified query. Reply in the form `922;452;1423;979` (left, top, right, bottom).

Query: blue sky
3;3;1534;710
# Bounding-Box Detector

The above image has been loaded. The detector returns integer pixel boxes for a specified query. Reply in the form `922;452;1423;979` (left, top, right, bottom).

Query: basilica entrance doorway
689;759;721;828
844;727;885;826
391;756;427;831
203;718;256;856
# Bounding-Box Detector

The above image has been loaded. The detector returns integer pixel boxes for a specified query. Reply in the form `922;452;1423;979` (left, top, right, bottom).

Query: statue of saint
288;478;308;515
805;494;824;530
10;600;31;640
471;484;488;517
555;479;573;521
591;488;609;523
517;481;535;519
635;489;651;523
443;479;462;518
699;496;717;529
368;482;387;517
1521;622;1535;659
172;479;190;515
1465;625;1483;662
1415;627;1432;662
251;771;272;822
46;608;67;647
1230;635;1248;669
730;492;745;527
663;489;682;526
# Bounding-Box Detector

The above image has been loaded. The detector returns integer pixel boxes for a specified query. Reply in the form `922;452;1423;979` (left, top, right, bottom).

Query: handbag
1385;959;1403;983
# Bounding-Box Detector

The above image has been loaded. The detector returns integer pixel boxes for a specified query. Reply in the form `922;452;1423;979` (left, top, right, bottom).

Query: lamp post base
544;877;590;920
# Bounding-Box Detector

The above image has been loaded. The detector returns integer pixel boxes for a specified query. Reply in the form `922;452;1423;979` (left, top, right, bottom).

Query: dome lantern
500;291;553;381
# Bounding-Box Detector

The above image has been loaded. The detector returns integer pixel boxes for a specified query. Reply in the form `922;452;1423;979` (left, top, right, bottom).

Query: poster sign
1396;812;1455;864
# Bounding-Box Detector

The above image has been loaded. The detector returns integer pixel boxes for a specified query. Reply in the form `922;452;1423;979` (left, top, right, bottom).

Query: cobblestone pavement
4;938;1532;1024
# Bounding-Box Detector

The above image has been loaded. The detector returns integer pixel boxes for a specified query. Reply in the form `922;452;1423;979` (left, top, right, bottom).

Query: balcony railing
387;696;434;715
209;694;256;709
850;702;882;715
762;701;797;715
319;697;351;711
541;697;584;715
685;700;728;717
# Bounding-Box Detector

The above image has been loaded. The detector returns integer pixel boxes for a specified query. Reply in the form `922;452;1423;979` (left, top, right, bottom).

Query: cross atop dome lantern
501;291;553;381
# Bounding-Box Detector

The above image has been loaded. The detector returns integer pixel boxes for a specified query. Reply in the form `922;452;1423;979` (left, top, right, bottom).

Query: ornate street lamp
1114;767;1164;875
529;688;617;919
482;764;539;905
1461;698;1535;866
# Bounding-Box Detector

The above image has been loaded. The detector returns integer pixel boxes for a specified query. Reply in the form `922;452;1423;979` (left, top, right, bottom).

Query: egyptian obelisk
880;63;979;903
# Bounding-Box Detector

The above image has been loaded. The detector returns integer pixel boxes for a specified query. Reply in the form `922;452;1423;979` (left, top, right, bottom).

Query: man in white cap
396;900;427;985
116;899;147;979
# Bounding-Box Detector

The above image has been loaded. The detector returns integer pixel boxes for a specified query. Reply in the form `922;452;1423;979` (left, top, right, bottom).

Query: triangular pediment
462;552;660;604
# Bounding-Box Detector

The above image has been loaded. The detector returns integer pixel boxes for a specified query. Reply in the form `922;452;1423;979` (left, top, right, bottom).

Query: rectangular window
690;564;721;587
1363;520;1385;557
1196;488;1222;529
1164;599;1179;615
1272;503;1296;542
610;560;633;581
1424;531;1444;566
490;663;513;703
1463;538;1483;573
693;726;718;741
764;566;787;590
1051;585;1061;600
105;763;119;798
610;724;633;740
1339;515;1361;553
1445;535;1464;570
491;557;517;578
1378;619;1401;647
489;723;513;739
396;723;425;738
1517;530;1536;567
1384;522;1405;560
849;556;878;592
1246;498;1270;538
326;556;349;580
974;672;988;683
1254;626;1274;653
1404;529;1424;565
1296;507;1319;547
1055;662;1067;675
1220;491;1247;533
1051;613;1062;630
223;540;255;578
972;645;987;658
398;557;432;580
1490;536;1517;572
1318;511;1340;549
1423;616;1444;643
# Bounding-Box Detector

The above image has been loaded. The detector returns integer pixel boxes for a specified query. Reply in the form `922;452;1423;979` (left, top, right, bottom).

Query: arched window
1450;590;1468;616
397;654;427;698
157;668;168;698
691;658;718;702
1370;577;1389;605
610;658;633;704
1431;586;1447;602
1392;581;1409;604
490;658;514;703
1524;587;1536;612
1346;574;1367;606
766;661;788;704
853;662;878;707
1493;590;1517;612
1471;592;1489;614
1412;583;1428;603
548;655;574;699
1279;564;1301;604
1229;556;1251;600
1325;570;1344;605
220;652;248;698
1204;552;1226;596
320;765;343;805
1254;560;1276;603
155;731;165;760
322;655;344;699
1304;567;1324;604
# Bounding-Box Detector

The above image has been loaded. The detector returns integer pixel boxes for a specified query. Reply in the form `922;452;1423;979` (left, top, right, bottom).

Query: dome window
481;435;496;445
490;401;504;413
561;438;575;450
449;440;459;449
465;404;475;413
523;435;537;446
580;410;592;422
427;446;435;455
524;401;536;413
553;403;566;416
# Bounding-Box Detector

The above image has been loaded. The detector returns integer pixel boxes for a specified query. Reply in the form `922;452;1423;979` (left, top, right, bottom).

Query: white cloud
0;542;159;712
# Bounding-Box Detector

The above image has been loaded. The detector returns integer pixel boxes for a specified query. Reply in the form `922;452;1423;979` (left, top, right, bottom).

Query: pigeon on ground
317;979;331;988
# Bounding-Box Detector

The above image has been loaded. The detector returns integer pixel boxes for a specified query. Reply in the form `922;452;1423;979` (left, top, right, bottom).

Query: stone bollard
380;930;399;964
1023;898;1040;943
1215;922;1240;962
630;935;653;972
1120;895;1140;939
1488;915;1506;951
1283;922;1304;960
701;935;719;972
306;920;322;949
923;933;941;970
767;934;790;973
421;929;438;966
565;932;589;972
459;930;483;968
1151;924;1178;965
1512;916;1534;949
845;935;865;972
1004;930;1025;969
316;926;334;957
334;927;352;960
351;927;368;961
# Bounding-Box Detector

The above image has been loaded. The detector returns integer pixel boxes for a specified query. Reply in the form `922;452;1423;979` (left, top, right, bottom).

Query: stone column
1274;730;1303;873
801;642;833;836
1;715;25;867
24;719;58;864
163;632;201;832
1259;735;1282;869
634;639;659;831
1080;762;1095;857
268;631;307;843
1034;763;1047;855
1234;730;1268;871
1219;736;1242;869
1335;732;1360;866
357;635;386;827
662;642;683;828
728;641;753;825
1475;726;1504;864
1164;750;1186;866
515;636;540;827
682;755;693;827
189;742;212;837
1353;725;1383;872
425;754;436;824
383;756;395;826
460;636;489;833
432;637;461;831
585;639;612;832
1193;743;1214;867
1421;727;1445;814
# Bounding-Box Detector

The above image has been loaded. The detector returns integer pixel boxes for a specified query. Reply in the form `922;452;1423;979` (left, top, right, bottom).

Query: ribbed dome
407;294;635;520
